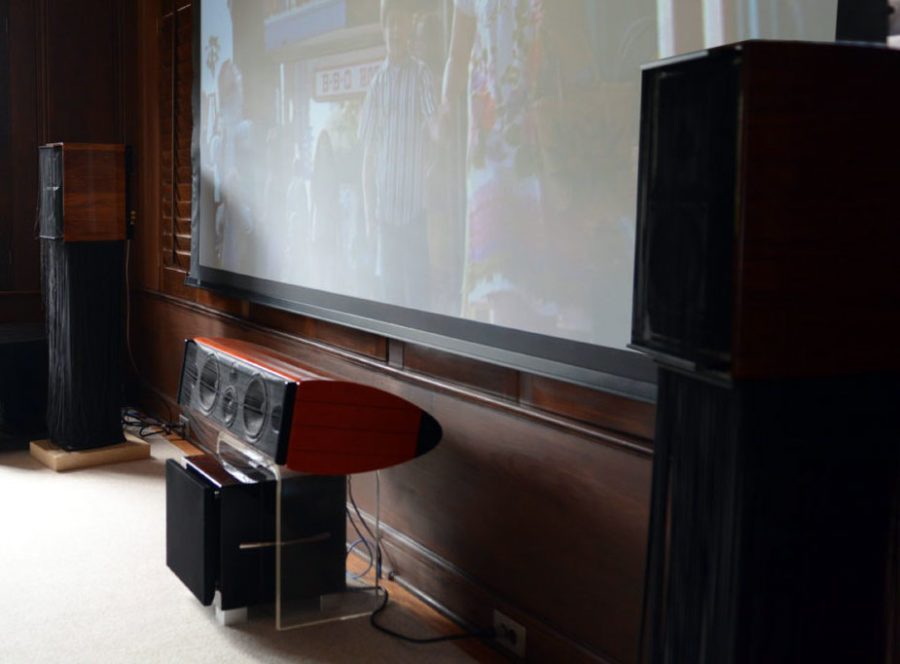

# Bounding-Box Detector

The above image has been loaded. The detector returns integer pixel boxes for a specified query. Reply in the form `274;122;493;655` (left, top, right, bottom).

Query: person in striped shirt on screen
359;0;437;310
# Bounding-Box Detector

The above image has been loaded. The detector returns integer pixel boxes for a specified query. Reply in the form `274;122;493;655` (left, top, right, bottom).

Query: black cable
344;479;492;644
369;589;496;645
346;506;370;546
346;538;375;580
347;476;378;543
345;504;376;580
121;407;184;439
346;476;386;577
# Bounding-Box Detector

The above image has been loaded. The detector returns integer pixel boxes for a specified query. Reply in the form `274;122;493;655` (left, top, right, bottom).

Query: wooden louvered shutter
159;0;193;279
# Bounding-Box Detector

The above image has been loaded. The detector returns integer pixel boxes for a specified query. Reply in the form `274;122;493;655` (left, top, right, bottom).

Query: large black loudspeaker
634;42;900;664
39;143;127;450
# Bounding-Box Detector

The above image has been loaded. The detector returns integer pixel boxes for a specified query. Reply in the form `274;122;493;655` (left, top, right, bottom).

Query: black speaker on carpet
632;41;900;664
165;455;347;610
39;143;127;451
0;323;48;437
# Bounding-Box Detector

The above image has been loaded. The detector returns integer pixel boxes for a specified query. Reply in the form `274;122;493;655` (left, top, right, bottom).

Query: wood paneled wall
1;0;132;292
0;0;11;291
3;1;659;661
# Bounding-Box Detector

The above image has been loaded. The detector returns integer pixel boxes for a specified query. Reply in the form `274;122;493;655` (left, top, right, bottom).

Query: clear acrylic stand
215;431;384;631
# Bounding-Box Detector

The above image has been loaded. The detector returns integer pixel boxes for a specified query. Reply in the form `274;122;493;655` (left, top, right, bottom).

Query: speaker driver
242;376;267;440
221;386;238;427
270;404;283;435
197;353;220;415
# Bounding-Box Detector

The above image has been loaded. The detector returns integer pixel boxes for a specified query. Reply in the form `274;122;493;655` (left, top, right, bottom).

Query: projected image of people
211;59;258;273
195;0;669;349
194;0;842;358
439;0;639;339
359;0;437;309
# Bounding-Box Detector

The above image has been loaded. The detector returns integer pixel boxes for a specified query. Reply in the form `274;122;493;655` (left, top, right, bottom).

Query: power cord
121;407;185;439
346;476;390;578
344;478;495;645
346;537;376;580
369;588;497;644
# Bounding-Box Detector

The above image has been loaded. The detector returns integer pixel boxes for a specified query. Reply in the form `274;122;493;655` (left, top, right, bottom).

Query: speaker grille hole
197;354;219;414
242;376;267;440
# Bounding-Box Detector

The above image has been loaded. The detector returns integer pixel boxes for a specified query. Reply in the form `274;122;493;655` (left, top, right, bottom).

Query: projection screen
189;0;839;398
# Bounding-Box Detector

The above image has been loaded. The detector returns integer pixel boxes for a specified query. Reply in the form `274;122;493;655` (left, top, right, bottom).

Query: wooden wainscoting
0;292;43;324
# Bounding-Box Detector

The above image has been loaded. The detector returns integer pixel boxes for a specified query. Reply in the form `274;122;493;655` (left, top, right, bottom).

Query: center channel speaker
177;337;442;472
631;40;900;379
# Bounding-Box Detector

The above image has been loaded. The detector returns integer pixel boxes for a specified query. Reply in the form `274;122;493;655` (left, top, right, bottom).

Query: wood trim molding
134;288;654;454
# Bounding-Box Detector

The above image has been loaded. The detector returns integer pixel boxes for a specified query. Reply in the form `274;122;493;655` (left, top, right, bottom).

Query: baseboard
357;510;620;664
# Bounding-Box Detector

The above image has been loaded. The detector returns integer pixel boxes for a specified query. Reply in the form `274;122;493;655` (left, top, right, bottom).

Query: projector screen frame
184;265;658;401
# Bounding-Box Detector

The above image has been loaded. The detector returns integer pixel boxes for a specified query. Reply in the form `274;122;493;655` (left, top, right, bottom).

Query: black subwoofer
0;323;48;436
165;455;346;611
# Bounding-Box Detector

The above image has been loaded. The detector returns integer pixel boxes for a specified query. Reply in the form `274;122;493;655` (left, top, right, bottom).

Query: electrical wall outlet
493;609;526;658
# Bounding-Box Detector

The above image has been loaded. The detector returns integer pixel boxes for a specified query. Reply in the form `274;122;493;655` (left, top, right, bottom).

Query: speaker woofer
221;386;238;427
197;353;220;415
242;376;267;440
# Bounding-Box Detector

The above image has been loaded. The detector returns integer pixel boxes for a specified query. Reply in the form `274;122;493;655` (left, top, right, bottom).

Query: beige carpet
0;432;476;663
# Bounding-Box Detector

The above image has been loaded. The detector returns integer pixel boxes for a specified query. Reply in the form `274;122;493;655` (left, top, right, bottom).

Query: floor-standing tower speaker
632;42;900;663
39;143;126;450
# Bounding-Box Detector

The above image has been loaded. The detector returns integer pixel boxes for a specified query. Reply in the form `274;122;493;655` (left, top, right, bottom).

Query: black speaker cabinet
632;40;900;379
642;369;900;664
39;142;127;450
634;41;900;664
165;455;346;611
0;323;48;436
